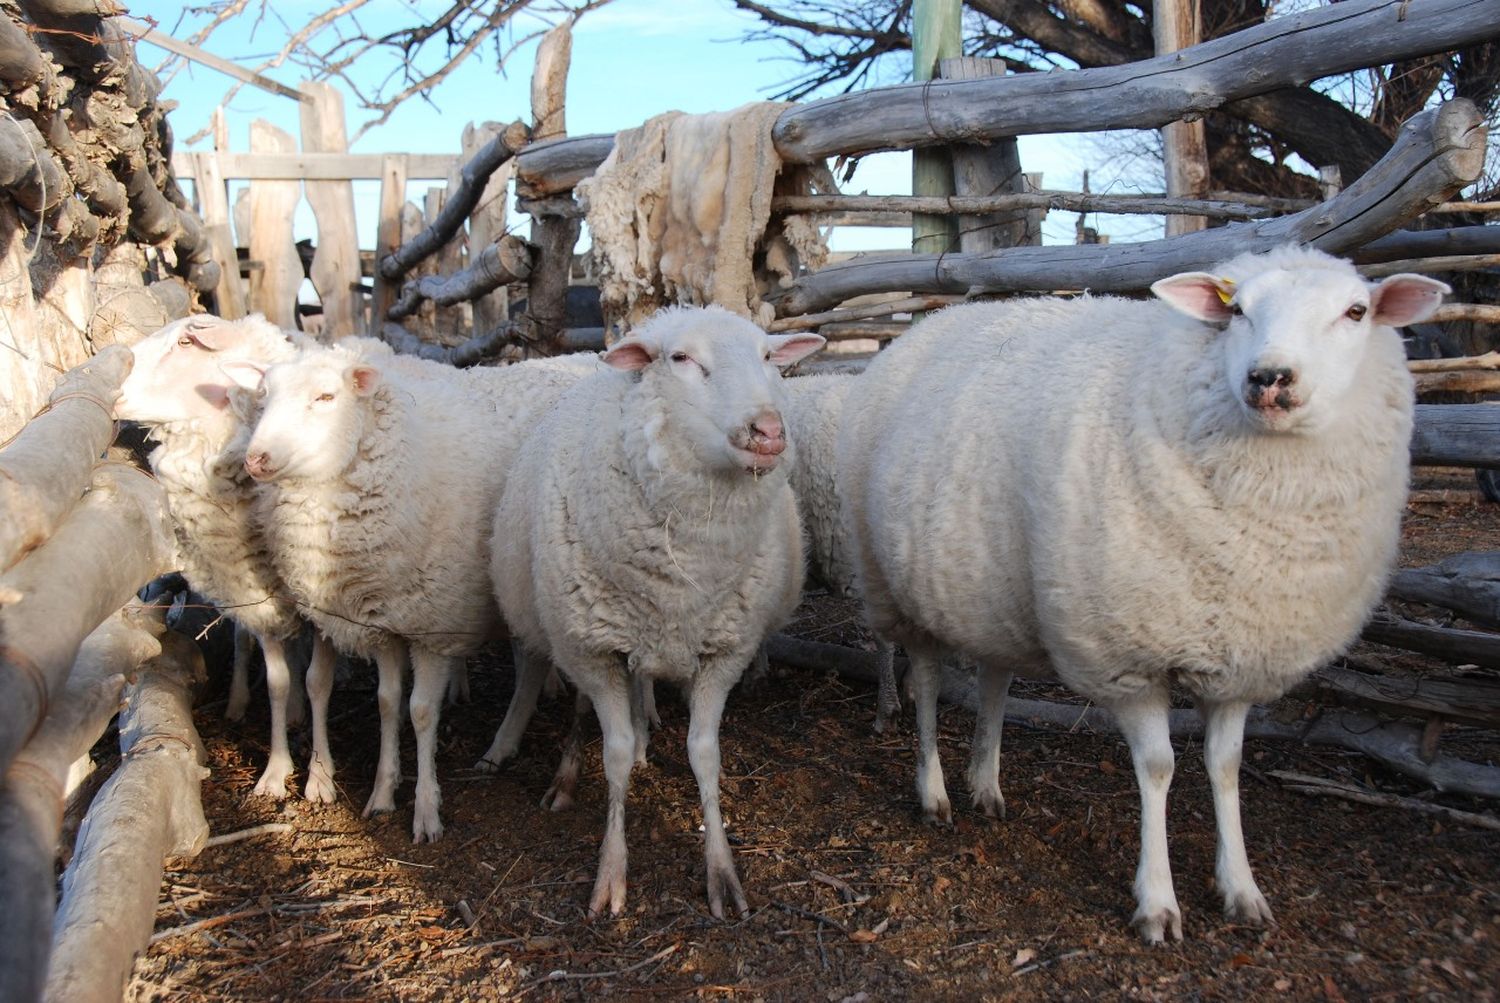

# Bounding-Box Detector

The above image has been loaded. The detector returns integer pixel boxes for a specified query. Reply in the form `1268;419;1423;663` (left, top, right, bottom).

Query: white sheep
491;306;823;917
115;314;338;802
228;339;596;842
782;373;901;730
836;245;1446;942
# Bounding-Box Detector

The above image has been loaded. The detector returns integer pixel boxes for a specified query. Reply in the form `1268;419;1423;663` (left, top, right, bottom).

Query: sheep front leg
1200;698;1273;925
409;649;452;843
586;675;636;916
908;648;952;824
252;633;295;799
303;634;339;803
476;642;549;772
688;668;749;919
226;622;253;721
1112;690;1182;943
966;661;1013;819
363;640;406;818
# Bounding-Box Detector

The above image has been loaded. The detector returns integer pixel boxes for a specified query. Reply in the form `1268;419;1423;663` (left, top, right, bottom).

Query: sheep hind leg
966;662;1013;819
1200;698;1273;926
630;674;654;766
363;640;406;818
587;676;636;916
1112;689;1182;944
476;642;549;772
872;641;900;734
409;649;452;843
541;688;590;812
251;634;296;799
285;641;308;729
909;648;952;824
226;622;253;721
688;669;749;919
303;634;338;803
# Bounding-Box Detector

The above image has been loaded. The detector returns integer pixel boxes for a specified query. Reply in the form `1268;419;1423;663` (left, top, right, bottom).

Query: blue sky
128;0;1135;252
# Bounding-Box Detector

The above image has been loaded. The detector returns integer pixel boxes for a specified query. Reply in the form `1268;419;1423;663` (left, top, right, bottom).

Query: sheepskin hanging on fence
578;101;828;336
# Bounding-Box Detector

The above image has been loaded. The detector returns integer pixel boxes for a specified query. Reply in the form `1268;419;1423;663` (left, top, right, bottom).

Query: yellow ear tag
1214;277;1237;305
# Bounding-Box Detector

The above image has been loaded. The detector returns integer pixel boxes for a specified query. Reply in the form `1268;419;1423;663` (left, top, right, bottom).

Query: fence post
246;119;302;329
371;154;409;329
1155;0;1209;235
940;56;1028;254
299;81;363;339
910;0;962;255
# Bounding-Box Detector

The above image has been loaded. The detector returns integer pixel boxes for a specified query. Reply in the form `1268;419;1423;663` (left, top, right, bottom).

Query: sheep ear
1151;272;1236;322
220;360;266;391
766;333;826;367
1370;273;1449;328
348;365;381;396
602;337;656;372
180;316;238;351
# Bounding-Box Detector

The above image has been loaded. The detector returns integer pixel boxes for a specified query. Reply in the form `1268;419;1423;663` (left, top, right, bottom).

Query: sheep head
116;313;294;427
603;305;824;476
1152;246;1447;433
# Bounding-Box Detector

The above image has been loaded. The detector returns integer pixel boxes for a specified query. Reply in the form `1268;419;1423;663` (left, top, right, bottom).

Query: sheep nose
244;450;274;479
1246;366;1296;390
750;410;784;446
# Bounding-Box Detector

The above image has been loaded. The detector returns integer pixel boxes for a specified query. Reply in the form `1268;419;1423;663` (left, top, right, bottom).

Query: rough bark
387;236;534;320
45;627;208;1003
519;214;581;355
0;344;131;572
513;133;615;198
299;82;363;339
380;320;519;367
1389;552;1500;629
1410;403;1500;468
0;463;174;777
1363;613;1500;672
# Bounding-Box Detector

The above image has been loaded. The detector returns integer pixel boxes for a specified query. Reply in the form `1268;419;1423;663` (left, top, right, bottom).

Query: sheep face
232;353;379;483
1153;258;1447;433
116;314;290;426
603;306;824;476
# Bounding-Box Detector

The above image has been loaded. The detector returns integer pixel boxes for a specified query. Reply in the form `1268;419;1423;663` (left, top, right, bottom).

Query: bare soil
117;470;1500;1002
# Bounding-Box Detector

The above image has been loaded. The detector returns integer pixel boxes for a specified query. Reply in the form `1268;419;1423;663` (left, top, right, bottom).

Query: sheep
782;374;901;730
228;339;597;842
115;314;338;802
491;306;823;917
835;245;1447;942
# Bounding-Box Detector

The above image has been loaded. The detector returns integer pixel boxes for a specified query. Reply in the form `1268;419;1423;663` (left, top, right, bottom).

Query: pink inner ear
1151;273;1234;323
349;365;380;395
1371;274;1449;327
603;340;655;371
184;318;236;351
767;334;826;366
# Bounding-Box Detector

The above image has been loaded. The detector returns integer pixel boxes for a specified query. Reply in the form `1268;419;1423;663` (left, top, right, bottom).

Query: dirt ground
113;469;1500;1002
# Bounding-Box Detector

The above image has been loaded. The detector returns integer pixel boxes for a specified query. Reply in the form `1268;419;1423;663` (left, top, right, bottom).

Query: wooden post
246;119;302;329
940;56;1027;254
531;21;572;143
426;184;468;344
298;81;362;339
190;151;246;320
524;18;579;355
371;154;409;328
1155;0;1209;236
910;0;962;255
463;122;512;332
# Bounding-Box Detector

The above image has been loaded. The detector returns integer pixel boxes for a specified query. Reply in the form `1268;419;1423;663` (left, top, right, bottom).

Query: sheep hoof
362;791;396;818
706;866;750;920
971;788;1006;821
922;796;953;826
588;868;627;917
474;755;506;775
224;696;249;722
304;762;337;804
1132;903;1184;944
540;784;574;813
1223;889;1273;926
252;764;293;800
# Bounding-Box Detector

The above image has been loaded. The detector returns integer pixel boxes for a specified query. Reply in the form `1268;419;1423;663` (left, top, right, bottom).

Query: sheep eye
1345;304;1367;322
670;351;689;363
1228;302;1243;318
315;392;335;402
177;336;194;347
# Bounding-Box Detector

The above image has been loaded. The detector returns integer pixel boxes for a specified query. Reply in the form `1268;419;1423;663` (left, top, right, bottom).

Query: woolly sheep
228;339;596;842
491;306;823;917
835;246;1447;942
115;314;337;802
781;374;901;730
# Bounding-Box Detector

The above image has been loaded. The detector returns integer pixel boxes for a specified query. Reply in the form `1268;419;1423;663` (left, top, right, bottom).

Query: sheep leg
302;634;338;803
1113;691;1182;944
447;661;471;705
226;622;253;721
1200;698;1273;925
630;673;653;766
285;644;308;729
587;676;636;916
639;674;661;729
966;662;1013;819
872;641;900;734
363;640;406;818
251;634;295;799
909;648;952;824
541;688;590;812
409;649;451;843
688;671;749;919
476;642;549;772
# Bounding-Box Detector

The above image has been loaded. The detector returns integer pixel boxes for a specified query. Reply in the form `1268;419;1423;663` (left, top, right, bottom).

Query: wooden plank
1411;404;1500;468
246;120;302;329
190;151;246;319
298;81;363;339
909;0;960;256
1154;0;1208;236
531;21;572;142
118;16;305;102
170;151;457;181
371;154;409;327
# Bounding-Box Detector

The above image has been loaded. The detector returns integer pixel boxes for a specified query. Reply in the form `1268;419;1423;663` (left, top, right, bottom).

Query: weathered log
380;320;519;368
1291;661;1500;730
514;133;614;198
766;294;964;333
463;122;513;336
531;21;571;143
0;10;46;86
765;634;1500;798
1429;305;1500;326
0;605;158;1003
121;159;179;246
45;626;208;1003
387;236;535;321
1362;612;1500;670
42;110;126;233
1408;350;1500;373
0;114;70;214
1356;224;1500;263
1410;403;1500;468
771;0;1500;162
522;214;582;354
1389;552;1500;629
1414;370;1500;396
771;191;1285;221
0;345;131;572
0;463;173;777
1360;254;1500;278
378;120;530;281
773;101;1486;315
300;82;363;339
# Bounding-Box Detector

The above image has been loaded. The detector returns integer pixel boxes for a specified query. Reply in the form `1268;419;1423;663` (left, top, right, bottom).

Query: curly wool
782;373;858;598
838;249;1413;707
